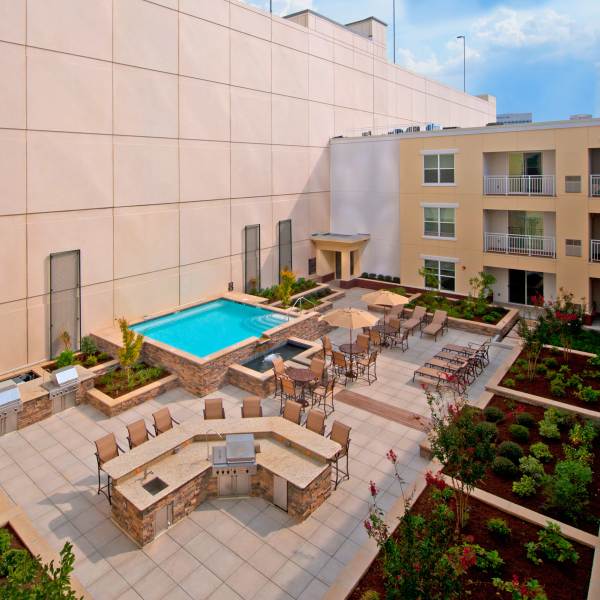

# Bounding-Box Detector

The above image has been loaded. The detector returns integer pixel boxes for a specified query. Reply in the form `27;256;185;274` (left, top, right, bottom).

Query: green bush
475;421;498;441
549;376;567;398
539;420;560;439
512;475;539;497
519;456;546;481
529;442;553;463
525;522;579;566
515;412;536;428
563;444;593;464
491;456;519;479
569;421;598;447
578;385;600;403
509;424;530;443
486;517;511;539
543;357;559;369
497;441;524;463
0;529;11;555
55;350;76;368
360;592;381;600
535;363;548;376
483;405;505;423
587;354;600;367
473;545;504;573
502;378;516;388
492;576;547;600
79;335;98;356
482;313;496;323
543;459;593;522
0;548;31;577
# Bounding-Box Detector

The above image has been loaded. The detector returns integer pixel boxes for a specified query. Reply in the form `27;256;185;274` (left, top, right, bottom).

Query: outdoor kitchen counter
103;415;341;482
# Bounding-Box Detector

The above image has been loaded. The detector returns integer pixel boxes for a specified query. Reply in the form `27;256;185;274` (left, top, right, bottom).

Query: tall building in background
0;1;495;373
497;113;533;125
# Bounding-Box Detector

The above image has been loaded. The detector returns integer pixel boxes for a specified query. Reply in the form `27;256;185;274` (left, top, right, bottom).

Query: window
565;176;581;193
423;259;455;291
308;257;316;275
565;239;582;257
424;153;455;184
424;207;455;238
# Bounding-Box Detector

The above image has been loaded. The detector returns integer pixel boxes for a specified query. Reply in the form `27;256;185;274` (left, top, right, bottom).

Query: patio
0;288;515;600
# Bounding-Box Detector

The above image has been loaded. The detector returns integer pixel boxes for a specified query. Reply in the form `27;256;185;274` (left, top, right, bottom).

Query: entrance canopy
310;232;370;281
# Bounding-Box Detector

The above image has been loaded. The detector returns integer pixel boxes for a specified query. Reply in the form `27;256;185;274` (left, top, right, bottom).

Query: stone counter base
111;464;332;546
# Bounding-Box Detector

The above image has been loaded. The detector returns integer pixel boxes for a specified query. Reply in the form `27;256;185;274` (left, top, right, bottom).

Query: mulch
501;349;600;411
349;485;594;600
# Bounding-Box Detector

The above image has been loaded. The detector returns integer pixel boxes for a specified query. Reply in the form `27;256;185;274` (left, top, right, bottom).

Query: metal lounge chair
305;409;326;435
282;399;303;425
152;407;180;436
204;398;225;420
94;433;124;505
413;365;460;392
403;305;427;335
421;310;449;341
328;421;351;489
126;419;154;449
424;357;468;392
241;396;263;418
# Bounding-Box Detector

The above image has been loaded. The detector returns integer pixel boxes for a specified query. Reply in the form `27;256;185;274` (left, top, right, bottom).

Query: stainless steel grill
211;434;257;498
49;365;80;400
0;381;22;435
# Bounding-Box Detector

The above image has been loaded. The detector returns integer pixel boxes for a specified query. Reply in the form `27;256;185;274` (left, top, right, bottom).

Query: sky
245;0;600;122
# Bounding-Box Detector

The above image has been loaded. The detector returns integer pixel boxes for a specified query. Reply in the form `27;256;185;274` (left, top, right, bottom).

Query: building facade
0;1;495;373
331;119;600;313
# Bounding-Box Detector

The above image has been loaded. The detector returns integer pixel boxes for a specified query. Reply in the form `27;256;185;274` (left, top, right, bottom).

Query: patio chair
280;376;300;414
331;350;350;386
94;433;124;505
272;356;286;399
204;398;225;420
322;336;334;365
435;350;480;381
311;377;336;416
126;419;154;450
328;420;351;489
309;357;326;384
282;399;303;425
424;358;468;393
241;396;263;418
389;327;409;352
356;351;378;385
356;334;370;355
421;310;448;341
389;317;402;332
305;409;326;436
403;306;427;335
368;328;383;353
443;339;490;369
152;407;180;436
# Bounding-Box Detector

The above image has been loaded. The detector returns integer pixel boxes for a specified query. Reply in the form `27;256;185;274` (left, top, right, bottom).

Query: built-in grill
47;366;80;413
0;380;22;435
211;434;257;496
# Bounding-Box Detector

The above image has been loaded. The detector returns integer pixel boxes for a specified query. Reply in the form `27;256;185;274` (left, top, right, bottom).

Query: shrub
529;442;553;463
472;545;504;573
483;405;505;423
392;276;401;284
587;354;600;367
563;444;593;464
549;376;567;398
515;372;527;382
535;363;548;376
543;356;559;369
492;456;519;479
0;548;31;577
0;529;11;555
539;420;560;439
519;456;546;481
578;385;600;403
486;518;511;539
482;314;496;323
79;335;98;356
525;522;579;566
55;349;76;368
475;421;498;441
502;378;516;388
360;592;380;600
497;441;523;463
83;354;98;368
512;475;539;497
569;421;598;447
493;576;547;600
509;424;530;443
543;459;593;522
361;272;369;278
515;412;536;428
566;374;583;389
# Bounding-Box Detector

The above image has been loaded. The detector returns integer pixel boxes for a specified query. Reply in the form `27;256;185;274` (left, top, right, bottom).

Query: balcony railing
484;232;556;258
591;175;600;197
592;240;600;262
484;175;555;196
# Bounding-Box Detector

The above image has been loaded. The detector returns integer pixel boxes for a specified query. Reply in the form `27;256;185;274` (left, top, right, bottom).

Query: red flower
369;480;378;497
425;470;447;490
363;519;372;531
459;545;477;570
386;449;398;464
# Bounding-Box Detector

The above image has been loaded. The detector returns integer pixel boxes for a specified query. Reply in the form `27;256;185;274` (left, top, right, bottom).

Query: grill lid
53;366;79;387
226;433;256;464
0;380;21;412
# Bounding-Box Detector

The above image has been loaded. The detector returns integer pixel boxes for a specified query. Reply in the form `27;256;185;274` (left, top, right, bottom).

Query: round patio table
371;324;397;346
338;343;363;379
286;367;318;406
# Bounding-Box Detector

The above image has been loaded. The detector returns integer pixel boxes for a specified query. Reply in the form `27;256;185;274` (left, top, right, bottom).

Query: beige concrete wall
0;0;494;373
395;123;600;307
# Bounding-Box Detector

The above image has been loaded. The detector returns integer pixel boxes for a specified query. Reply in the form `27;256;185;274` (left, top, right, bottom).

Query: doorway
335;252;342;279
509;270;543;305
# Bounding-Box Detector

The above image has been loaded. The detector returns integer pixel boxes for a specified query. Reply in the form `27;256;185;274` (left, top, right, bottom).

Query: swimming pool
132;299;289;359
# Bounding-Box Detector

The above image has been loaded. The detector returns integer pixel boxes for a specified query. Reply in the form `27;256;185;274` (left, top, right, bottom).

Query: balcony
591;175;600;197
484;175;555;196
592;240;600;262
484;232;556;258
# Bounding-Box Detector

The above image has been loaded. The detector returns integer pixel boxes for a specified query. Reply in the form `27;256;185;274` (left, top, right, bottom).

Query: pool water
243;341;311;373
131;300;289;359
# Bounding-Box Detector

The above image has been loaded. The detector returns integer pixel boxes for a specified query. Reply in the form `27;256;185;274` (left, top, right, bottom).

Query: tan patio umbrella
361;290;410;327
321;307;379;346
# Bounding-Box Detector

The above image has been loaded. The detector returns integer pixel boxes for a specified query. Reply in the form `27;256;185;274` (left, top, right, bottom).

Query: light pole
393;0;396;64
457;35;465;92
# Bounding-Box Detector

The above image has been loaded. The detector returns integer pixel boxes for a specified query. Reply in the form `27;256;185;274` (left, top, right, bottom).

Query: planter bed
349;484;594;600
42;350;113;372
250;278;321;304
446;396;600;535
500;348;600;411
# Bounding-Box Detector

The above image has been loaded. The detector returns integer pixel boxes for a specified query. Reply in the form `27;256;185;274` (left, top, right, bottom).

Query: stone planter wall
86;374;179;417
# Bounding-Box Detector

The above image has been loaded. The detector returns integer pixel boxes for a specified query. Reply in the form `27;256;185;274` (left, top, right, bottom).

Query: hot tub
242;340;313;373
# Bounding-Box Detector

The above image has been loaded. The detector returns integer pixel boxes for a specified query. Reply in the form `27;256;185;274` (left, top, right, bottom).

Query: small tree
426;389;495;531
468;271;496;303
117;318;144;383
517;319;543;381
418;266;439;290
276;269;296;307
59;330;71;351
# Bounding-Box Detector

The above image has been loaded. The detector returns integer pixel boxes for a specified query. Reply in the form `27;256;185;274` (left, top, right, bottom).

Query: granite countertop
15;365;95;404
103;416;341;511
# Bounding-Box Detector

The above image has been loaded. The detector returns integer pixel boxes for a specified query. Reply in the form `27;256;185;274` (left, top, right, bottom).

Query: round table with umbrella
361;289;410;345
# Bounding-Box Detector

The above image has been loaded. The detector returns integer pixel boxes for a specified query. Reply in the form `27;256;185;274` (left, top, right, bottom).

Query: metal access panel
0;411;18;435
50;250;81;357
244;225;261;292
51;391;76;414
278;219;292;281
154;502;173;538
273;475;288;511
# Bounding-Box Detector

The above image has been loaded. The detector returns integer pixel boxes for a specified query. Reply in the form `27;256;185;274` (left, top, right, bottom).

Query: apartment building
331;118;600;313
0;1;495;373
